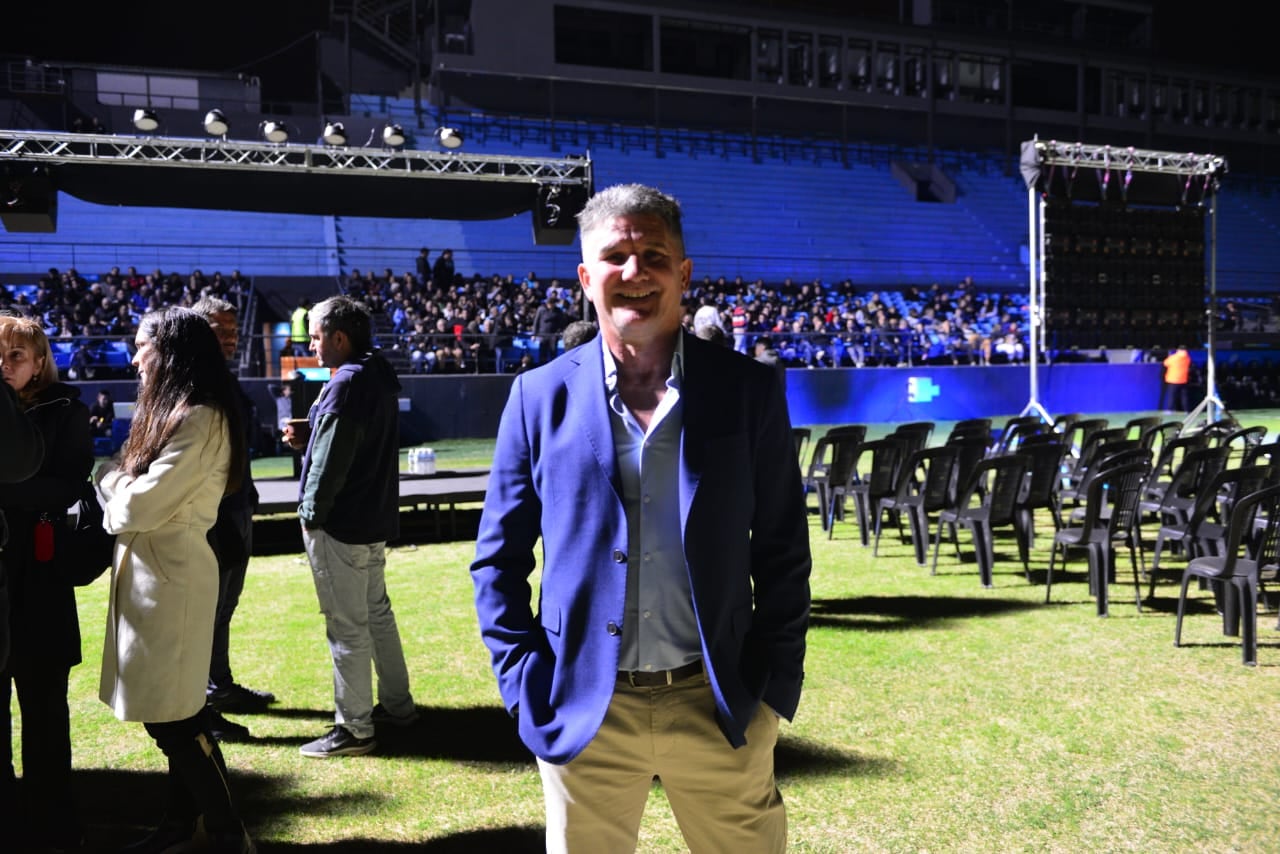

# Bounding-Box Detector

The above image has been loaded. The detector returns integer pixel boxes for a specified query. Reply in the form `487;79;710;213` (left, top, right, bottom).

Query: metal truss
0;129;592;186
1029;139;1226;176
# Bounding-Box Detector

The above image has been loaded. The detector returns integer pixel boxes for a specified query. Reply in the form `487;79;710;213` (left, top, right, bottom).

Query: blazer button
612;549;627;564
606;621;620;636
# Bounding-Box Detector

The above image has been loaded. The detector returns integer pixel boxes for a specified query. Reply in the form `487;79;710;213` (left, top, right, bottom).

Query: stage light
382;123;406;147
435;127;464;150
322;121;347;146
132;108;159;132
203;109;229;137
261;121;289;143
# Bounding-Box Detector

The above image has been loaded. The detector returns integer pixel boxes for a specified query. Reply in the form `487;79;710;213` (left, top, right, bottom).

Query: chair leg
854;493;871;547
1237;577;1258;666
1129;540;1144;613
972;524;993;588
1174;571;1195;646
1045;541;1058;603
930;519;945;576
907;506;927;566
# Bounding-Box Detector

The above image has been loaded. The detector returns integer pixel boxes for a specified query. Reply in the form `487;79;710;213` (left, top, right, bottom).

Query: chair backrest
1062;417;1110;459
1142;420;1184;455
1050;412;1083;435
983;453;1031;525
953;417;992;433
1242;439;1280;471
898;444;959;511
1184;465;1273;538
994;415;1047;455
945;434;993;505
805;425;867;487
792;427;812;464
1209;483;1280;578
1160;444;1233;507
854;437;905;497
1016;439;1068;509
1099;461;1152;539
891;422;935;459
1150;433;1209;482
826;433;869;493
1122;415;1162;442
1223;425;1267;467
956;453;1028;524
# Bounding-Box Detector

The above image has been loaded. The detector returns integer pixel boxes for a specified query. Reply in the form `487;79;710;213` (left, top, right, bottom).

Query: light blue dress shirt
602;336;701;673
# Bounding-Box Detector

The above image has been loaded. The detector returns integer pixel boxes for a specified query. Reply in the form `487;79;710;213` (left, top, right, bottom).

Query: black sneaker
299;726;376;758
207;708;253;743
372;703;421;728
207;683;276;714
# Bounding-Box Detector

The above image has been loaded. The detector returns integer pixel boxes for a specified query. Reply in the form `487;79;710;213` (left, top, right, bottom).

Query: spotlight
132;108;159;132
203;109;229;136
435;127;464;150
322;121;347;146
261;120;289;143
382;123;406;147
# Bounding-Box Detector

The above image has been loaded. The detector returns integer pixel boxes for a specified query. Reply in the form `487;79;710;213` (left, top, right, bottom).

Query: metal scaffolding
1021;137;1227;428
0;129;592;185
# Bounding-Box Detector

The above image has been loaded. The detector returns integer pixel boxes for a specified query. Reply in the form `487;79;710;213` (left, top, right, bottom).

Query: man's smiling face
577;213;691;349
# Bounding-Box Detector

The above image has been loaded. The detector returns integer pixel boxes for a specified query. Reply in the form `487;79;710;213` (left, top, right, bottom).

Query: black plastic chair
792;427;811;467
1175;483;1280;665
874;444;958;565
816;432;867;535
1046;460;1150;617
991;415;1045;457
1147;465;1273;598
931;453;1029;588
804;425;867;521
843;437;905;545
1012;438;1068;574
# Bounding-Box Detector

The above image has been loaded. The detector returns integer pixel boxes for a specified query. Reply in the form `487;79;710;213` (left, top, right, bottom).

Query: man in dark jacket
192;297;274;742
285;296;417;758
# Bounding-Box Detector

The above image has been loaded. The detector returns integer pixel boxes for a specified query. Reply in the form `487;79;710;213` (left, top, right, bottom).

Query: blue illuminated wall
784;363;1163;425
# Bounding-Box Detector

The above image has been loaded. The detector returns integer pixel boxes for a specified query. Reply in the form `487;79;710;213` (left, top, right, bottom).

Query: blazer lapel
564;345;622;501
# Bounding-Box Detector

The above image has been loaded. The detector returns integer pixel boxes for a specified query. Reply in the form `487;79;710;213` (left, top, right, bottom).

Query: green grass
47;409;1280;852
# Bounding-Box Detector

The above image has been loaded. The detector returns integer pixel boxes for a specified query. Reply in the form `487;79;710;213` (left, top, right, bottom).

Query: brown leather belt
618;659;703;688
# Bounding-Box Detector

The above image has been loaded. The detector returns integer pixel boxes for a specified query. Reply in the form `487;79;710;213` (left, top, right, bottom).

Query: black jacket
0;382;92;667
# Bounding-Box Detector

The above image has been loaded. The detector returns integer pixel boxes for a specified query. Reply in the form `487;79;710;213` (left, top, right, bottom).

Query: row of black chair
801;413;1280;664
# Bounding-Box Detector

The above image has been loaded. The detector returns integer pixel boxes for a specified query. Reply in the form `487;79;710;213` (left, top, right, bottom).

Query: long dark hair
119;307;246;494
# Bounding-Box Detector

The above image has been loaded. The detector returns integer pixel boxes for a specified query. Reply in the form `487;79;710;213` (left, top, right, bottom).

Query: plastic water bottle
421;447;436;475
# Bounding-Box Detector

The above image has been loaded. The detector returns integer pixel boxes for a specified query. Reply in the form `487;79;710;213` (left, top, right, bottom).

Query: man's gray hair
191;295;237;319
312;294;373;353
576;183;685;255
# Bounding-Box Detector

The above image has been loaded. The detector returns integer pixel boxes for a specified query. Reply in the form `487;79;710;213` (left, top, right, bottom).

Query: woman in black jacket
0;314;92;853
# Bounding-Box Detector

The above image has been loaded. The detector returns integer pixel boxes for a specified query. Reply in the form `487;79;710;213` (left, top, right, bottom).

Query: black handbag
58;482;116;587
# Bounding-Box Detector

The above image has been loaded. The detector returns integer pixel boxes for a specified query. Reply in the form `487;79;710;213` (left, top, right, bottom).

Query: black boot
146;725;253;853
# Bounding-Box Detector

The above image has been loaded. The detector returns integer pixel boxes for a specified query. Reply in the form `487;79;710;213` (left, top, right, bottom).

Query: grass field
36;410;1280;852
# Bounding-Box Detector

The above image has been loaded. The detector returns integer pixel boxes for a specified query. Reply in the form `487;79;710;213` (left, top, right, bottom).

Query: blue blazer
472;331;812;764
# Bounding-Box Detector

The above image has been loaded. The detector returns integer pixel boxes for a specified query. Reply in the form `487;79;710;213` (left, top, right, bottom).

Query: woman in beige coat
95;307;254;854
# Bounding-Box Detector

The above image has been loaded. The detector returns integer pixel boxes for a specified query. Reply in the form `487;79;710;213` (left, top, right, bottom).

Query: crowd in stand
0;255;1089;378
343;252;1034;375
0;265;251;377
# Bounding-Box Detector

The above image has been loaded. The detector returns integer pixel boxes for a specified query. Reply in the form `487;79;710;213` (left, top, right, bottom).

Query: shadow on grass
810;595;1041;630
69;767;545;853
776;735;897;781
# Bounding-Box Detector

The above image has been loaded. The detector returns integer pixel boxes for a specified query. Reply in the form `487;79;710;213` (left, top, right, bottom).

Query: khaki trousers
537;673;785;854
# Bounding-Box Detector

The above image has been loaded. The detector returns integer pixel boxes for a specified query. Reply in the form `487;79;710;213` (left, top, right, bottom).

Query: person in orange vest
1162;344;1192;412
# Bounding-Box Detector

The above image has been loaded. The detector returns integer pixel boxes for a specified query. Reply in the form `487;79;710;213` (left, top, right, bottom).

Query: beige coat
95;405;230;723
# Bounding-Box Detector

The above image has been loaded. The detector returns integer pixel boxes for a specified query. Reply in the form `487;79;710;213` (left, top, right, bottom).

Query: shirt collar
602;331;685;394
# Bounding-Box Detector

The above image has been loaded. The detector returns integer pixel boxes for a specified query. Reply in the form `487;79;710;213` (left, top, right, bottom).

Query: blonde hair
0;313;58;404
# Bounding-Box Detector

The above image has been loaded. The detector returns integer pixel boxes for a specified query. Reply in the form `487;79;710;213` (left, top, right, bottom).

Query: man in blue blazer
471;183;811;853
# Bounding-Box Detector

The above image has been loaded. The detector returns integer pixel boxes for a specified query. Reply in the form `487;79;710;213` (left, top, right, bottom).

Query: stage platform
251;469;490;554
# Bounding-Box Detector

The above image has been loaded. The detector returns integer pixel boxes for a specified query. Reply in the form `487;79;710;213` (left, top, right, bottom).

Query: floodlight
203;109;229;136
261;121;289;143
435;127;464;149
132;108;159;132
382;123;406;147
322;121;347;146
